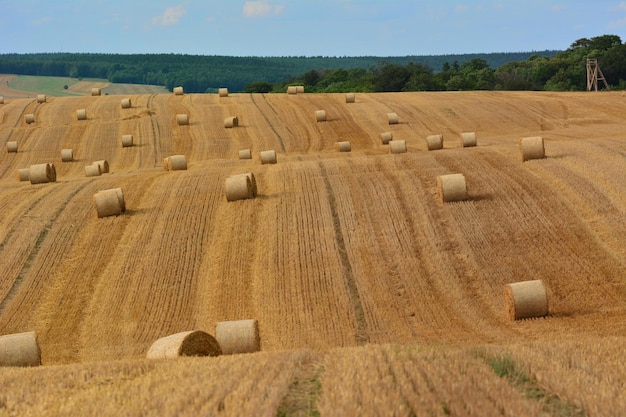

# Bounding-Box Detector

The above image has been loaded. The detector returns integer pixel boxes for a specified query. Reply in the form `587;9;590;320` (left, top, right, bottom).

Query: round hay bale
224;116;238;128
286;86;298;95
504;279;548;320
345;93;355;103
94;160;109;174
259;150;277;164
437;173;468;203
0;96;4;104
169;155;187;171
389;140;407;154
85;164;101;177
173;86;184;95
61;149;73;162
146;330;222;359
36;94;46;103
230;172;257;197
176;114;189;125
387;112;399;125
335;141;351;152
91;87;101;96
121;98;132;109
225;174;254;201
17;168;30;182
426;134;444;151
380;132;393;144
315;110;327;122
76;108;87;121
24;114;35;124
29;163;55;184
0;331;41;367
238;149;252;159
296;85;305;94
460;132;477;147
520;136;545;161
215;319;260;354
218;88;229;97
121;134;134;147
7;141;17;153
93;189;123;218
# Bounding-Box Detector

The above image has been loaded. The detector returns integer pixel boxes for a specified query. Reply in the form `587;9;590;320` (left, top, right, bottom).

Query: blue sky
1;1;625;56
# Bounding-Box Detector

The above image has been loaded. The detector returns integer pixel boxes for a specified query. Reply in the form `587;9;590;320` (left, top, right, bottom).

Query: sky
1;0;625;57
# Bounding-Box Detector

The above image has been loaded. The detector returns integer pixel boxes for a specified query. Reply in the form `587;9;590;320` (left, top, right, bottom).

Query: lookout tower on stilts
586;59;609;91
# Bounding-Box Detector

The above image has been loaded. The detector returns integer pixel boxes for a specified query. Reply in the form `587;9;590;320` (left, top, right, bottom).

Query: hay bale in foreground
121;134;134;147
504;279;548;320
94;160;109;174
215;319;260;354
260;150;277;164
93;188;125;218
169;155;187;171
76;109;87;121
7;141;17;153
460;132;477;147
121;98;132;109
224;116;238;128
17;168;30;182
24;114;35;124
380;132;393;144
0;331;41;367
85;164;101;177
426;134;444;151
225;174;255;201
315;110;327;122
91;87;101;96
176;114;189;125
238;149;252;159
173;86;184;95
218;88;229;97
437;173;468;203
0;96;4;104
520;136;545;162
345;93;355;103
36;94;46;103
335;141;351;152
389;140;407;154
387;112;399;125
146;330;221;359
61;149;73;162
29;163;56;184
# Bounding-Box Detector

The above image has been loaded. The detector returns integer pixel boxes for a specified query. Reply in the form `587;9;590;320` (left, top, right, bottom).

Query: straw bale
218;88;229;97
29;163;55;184
215;319;260;354
0;96;4;104
504;280;548;320
7;141;17;153
345;93;355;103
176;114;189;125
315;110;327;122
437;173;468;203
94;160;109;173
335;141;351;152
287;86;298;95
36;94;46;103
231;172;257;197
260;150;277;164
380;132;393;144
24;114;35;124
224;116;239;128
93;189;123;218
426;134;444;150
520;136;545;161
110;187;126;212
121;98;132;109
387;112;399;124
296;85;305;93
17;168;30;182
121;134;134;147
0;331;41;367
225;174;254;201
169;155;187;171
146;330;222;359
61;149;73;162
91;87;101;96
173;86;184;95
76;108;87;120
389;140;407;154
85;164;101;177
460;132;477;147
238;149;252;159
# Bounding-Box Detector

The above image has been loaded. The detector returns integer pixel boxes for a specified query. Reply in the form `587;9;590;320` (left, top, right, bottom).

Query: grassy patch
9;75;101;96
277;360;323;417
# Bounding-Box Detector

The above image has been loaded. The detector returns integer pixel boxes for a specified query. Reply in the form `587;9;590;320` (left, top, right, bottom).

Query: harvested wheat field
0;91;624;416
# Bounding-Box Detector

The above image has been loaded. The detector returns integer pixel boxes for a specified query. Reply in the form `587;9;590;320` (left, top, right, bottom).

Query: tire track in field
250;94;286;152
318;160;368;345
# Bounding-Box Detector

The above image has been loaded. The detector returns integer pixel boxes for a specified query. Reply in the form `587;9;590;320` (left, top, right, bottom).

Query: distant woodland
1;35;624;93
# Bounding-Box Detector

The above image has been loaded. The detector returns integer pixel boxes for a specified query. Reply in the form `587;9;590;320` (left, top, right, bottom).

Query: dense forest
0;35;624;93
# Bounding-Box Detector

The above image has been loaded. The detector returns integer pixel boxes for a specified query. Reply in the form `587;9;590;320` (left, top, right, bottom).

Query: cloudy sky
1;0;625;56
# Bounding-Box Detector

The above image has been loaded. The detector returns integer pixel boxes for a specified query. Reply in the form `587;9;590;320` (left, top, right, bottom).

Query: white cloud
609;17;626;28
454;5;468;13
616;2;626;11
31;16;52;26
551;4;566;12
243;1;284;18
152;4;185;26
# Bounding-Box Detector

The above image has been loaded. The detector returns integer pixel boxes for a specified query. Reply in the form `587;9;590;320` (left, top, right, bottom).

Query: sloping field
0;91;624;415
